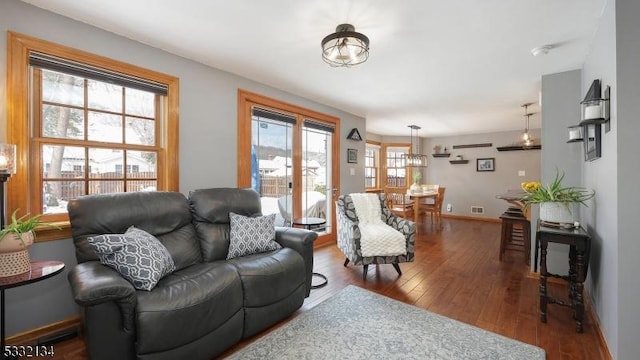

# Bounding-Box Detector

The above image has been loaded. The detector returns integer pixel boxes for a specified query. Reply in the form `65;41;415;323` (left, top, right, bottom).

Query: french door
238;90;340;245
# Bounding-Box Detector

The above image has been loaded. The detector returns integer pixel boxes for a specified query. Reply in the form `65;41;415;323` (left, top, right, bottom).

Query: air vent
471;206;484;214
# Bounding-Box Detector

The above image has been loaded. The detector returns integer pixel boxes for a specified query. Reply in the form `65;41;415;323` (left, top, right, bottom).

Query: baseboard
6;315;82;346
441;214;501;223
584;292;614;360
526;271;613;359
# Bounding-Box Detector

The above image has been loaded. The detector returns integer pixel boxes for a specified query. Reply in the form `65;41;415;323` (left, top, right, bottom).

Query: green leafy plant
412;171;422;184
521;170;594;209
0;209;60;243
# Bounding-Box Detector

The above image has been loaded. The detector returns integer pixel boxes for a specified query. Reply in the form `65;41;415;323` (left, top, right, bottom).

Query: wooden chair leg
392;263;402;276
362;264;369;280
344;258;350;267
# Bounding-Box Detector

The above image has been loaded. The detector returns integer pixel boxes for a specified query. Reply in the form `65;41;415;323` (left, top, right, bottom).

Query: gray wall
423;132;541;219
0;1;365;336
581;0;640;358
581;0;619;356
540;70;585;276
541;0;640;357
614;1;640;358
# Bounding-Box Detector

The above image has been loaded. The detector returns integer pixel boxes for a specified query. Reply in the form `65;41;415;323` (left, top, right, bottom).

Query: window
385;147;408;187
365;142;380;189
7;32;179;241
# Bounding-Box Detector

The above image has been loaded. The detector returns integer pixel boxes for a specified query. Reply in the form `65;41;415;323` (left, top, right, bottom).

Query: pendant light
401;125;428;167
521;103;534;146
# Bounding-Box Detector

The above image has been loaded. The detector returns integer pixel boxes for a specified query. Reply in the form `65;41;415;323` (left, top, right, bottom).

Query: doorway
238;90;340;244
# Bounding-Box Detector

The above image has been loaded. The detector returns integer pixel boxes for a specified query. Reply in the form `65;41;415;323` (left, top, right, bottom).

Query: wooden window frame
365;141;380;189
6;32;180;241
381;143;411;188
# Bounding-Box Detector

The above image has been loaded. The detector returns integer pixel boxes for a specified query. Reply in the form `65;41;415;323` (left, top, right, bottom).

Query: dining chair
419;186;446;227
384;187;414;219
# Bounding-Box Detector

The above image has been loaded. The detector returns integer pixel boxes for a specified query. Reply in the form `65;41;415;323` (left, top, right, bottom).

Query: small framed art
347;148;358;164
476;158;495;172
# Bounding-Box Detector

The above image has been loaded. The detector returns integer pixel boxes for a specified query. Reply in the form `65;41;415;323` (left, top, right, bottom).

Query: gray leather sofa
67;188;316;360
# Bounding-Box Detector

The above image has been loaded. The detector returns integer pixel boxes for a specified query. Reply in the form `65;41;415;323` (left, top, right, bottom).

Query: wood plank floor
49;218;610;360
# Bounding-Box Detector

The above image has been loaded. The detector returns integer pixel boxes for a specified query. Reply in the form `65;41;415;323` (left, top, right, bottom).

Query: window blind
29;52;168;95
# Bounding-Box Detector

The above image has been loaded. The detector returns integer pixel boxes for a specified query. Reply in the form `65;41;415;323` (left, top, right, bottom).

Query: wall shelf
496;145;541;151
432;153;451;158
449;160;469;164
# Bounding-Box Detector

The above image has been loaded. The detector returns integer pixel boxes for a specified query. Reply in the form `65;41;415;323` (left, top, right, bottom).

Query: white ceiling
21;0;606;137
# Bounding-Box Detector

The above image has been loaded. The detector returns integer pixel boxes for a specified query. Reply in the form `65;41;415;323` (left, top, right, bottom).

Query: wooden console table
537;221;591;332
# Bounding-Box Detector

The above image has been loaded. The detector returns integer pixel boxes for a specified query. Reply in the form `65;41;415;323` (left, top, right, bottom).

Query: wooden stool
499;212;531;264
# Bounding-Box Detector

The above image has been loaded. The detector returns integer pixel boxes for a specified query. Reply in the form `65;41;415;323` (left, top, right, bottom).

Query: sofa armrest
275;227;316;297
68;261;137;332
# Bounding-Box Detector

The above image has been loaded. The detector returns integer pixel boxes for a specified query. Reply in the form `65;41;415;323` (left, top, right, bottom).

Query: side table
537;221;590;332
1;261;65;360
291;217;328;289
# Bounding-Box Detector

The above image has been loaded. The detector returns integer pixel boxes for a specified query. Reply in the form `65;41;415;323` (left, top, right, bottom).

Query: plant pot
539;202;577;224
0;250;31;277
0;231;35;253
0;232;34;277
409;183;421;193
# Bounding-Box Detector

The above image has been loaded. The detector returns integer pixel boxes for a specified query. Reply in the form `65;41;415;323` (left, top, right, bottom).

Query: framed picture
584;124;601;161
476;157;495;172
347;148;358;164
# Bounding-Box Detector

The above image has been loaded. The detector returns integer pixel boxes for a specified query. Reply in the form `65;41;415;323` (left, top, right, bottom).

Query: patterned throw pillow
227;212;281;259
87;226;176;291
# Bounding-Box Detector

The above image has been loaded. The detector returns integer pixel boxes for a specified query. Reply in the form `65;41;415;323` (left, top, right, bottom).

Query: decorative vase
539;202;577;224
409;182;421;194
0;231;34;277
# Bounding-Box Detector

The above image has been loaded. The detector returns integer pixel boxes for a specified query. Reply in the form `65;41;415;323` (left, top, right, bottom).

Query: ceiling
21;0;606;137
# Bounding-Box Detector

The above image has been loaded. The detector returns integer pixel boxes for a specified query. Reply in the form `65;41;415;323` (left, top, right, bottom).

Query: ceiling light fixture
401;125;428;167
321;24;369;67
521;103;534;147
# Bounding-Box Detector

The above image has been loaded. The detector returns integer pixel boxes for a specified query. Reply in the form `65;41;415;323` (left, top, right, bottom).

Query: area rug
227;285;545;359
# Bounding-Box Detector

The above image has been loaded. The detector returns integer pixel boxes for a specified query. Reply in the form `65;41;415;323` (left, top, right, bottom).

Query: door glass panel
251;108;295;226
302;120;333;234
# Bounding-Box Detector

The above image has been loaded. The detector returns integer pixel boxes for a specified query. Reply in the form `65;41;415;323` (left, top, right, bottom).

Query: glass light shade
0;144;16;174
581;99;604;120
402;153;428;167
321;24;369;67
568;125;583;143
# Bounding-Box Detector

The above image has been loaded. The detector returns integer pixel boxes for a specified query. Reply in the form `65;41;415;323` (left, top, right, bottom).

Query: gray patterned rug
227;285;545;360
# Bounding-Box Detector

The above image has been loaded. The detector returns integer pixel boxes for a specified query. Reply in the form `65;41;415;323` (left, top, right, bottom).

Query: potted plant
521;171;595;225
410;171;422;193
0;210;59;276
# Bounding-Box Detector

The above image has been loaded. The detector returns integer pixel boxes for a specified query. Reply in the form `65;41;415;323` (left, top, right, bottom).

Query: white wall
0;1;365;335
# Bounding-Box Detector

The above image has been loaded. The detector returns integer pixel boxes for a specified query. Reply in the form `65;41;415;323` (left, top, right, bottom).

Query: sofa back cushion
68;191;202;270
189;188;262;262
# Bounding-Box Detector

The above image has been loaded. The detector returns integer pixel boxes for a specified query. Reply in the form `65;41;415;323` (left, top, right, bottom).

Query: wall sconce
580;79;610;125
567;125;583;143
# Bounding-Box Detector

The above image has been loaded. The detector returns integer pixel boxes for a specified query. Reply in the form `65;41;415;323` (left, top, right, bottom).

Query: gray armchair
336;193;415;280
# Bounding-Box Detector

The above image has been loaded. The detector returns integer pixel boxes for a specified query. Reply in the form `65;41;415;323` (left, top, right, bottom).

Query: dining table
408;190;439;230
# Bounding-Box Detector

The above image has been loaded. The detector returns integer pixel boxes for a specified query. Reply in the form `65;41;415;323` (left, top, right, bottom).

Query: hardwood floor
49;218;610;359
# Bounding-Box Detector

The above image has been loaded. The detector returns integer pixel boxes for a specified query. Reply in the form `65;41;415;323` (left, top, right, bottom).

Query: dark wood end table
537;222;590;332
1;260;65;359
